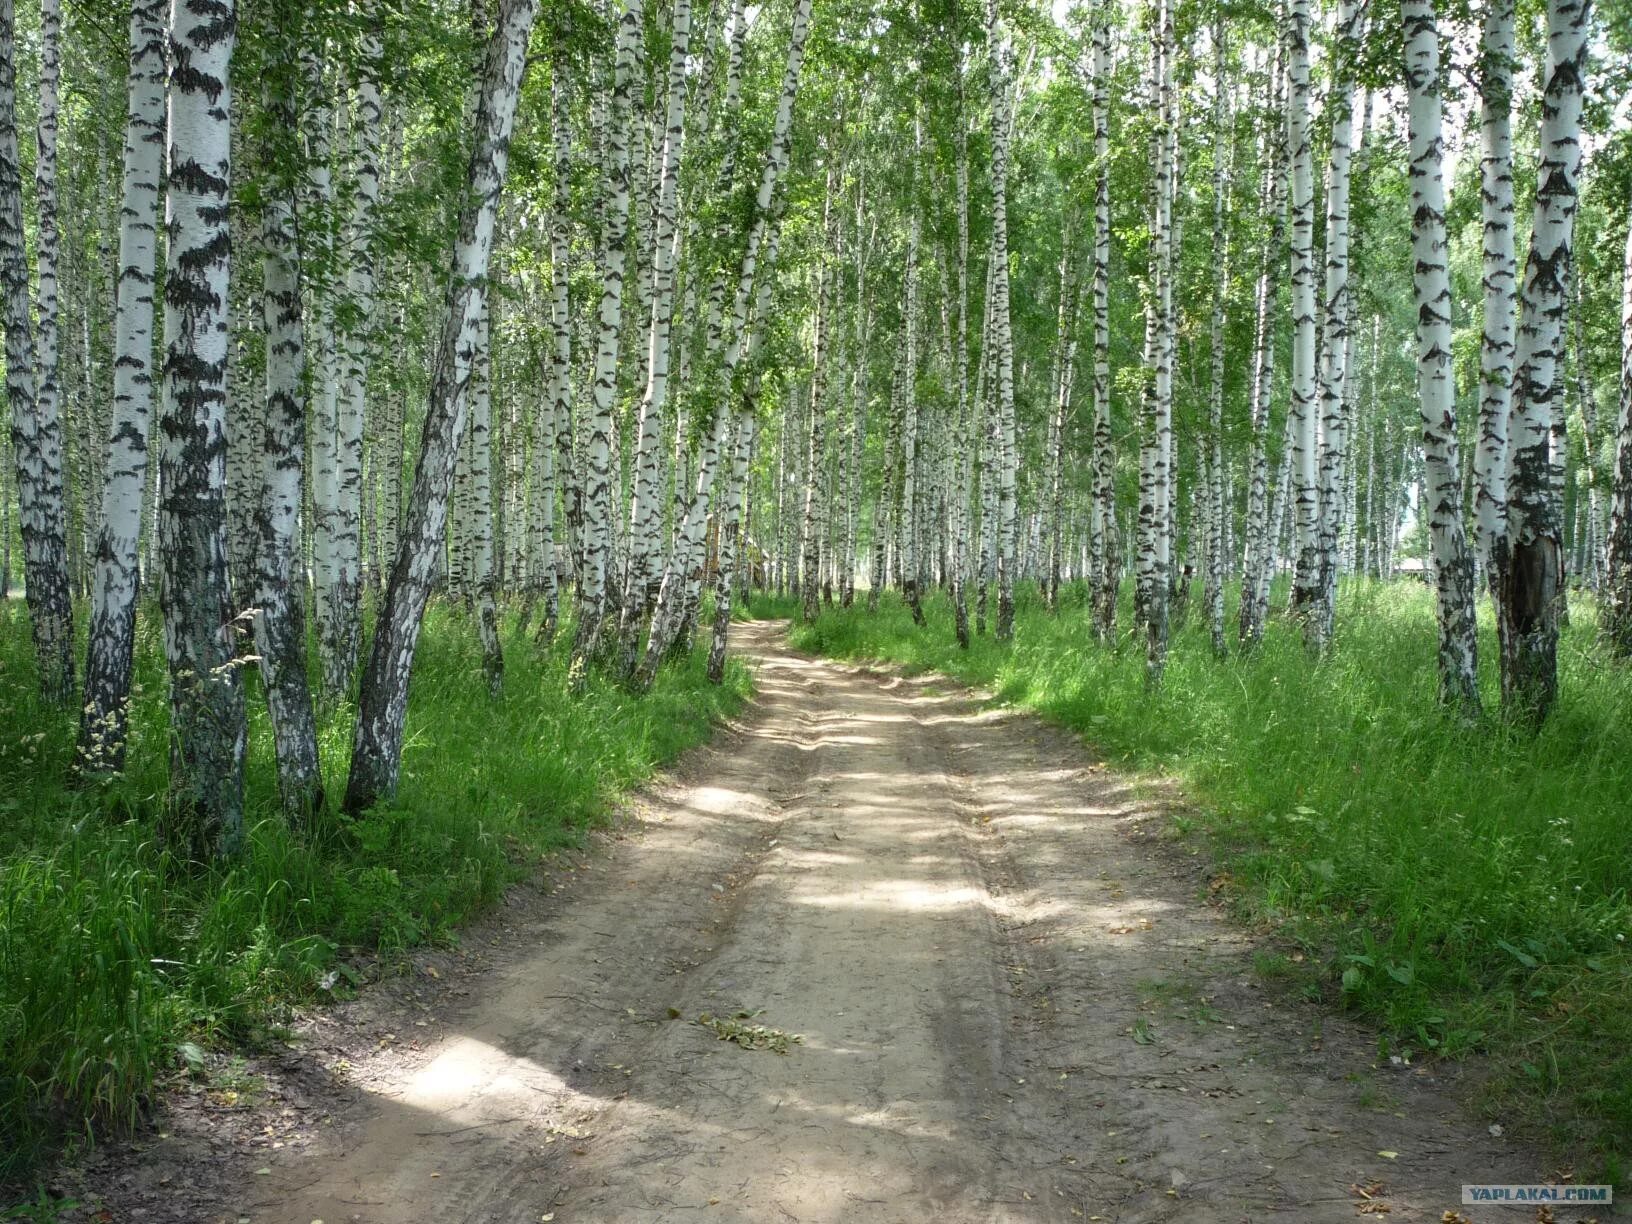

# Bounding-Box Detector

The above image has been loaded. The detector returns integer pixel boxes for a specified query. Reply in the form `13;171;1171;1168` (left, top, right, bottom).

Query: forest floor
47;620;1592;1223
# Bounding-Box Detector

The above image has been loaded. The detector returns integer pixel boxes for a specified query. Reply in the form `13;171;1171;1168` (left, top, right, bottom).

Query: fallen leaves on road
694;1010;804;1054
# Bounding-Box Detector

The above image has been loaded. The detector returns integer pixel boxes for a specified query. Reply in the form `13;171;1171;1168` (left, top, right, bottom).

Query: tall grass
768;580;1632;1179
0;599;750;1182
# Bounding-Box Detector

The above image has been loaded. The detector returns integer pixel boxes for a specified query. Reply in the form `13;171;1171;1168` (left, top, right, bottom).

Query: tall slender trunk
619;0;692;672
1137;0;1174;681
35;0;65;593
1286;0;1320;620
901;124;926;628
304;45;351;696
344;0;538;811
1;0;74;704
568;0;643;687
1603;208;1632;653
1475;0;1516;597
987;0;1018;642
332;14;384;685
708;413;754;682
159;0;247;854
469;297;503;694
1046;215;1078;613
1089;4;1116;642
1496;0;1589;720
1403;0;1481;716
1311;0;1365;650
252;29;322;819
951;70;973;648
1204;16;1231;660
632;0;811;689
1238;46;1286;650
801;163;837;623
77;0;166;769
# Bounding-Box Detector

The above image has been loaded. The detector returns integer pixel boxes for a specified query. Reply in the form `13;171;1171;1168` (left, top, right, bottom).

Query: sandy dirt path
195;622;1549;1222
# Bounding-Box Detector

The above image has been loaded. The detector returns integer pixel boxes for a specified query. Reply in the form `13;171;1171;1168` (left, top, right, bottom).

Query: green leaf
1497;939;1539;969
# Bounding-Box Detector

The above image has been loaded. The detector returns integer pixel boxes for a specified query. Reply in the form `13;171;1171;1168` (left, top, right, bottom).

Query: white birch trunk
159;0;247;853
77;0;165;767
344;0;537;809
1496;0;1588;719
1403;0;1481;715
1;0;73;703
332;13;385;687
631;0;811;688
1204;18;1231;659
620;0;692;664
253;38;322;818
1311;0;1364;649
987;0;1018;642
1475;0;1516;586
568;0;645;686
1603;205;1632;653
1286;0;1320;618
1089;5;1116;642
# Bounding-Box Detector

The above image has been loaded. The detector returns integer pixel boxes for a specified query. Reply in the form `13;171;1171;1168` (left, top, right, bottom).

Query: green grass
763;579;1632;1181
0;597;751;1185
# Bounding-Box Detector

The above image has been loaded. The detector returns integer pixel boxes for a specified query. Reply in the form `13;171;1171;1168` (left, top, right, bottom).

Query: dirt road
164;622;1542;1222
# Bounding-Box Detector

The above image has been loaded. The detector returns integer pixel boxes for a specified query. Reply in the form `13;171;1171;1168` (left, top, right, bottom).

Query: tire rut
229;621;1558;1224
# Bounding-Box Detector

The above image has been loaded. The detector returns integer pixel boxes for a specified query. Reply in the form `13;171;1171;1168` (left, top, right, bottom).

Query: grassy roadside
0;599;751;1184
758;580;1632;1183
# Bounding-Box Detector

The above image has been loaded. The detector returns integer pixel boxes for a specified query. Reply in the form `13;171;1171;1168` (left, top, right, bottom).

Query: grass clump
0;598;750;1183
765;579;1632;1181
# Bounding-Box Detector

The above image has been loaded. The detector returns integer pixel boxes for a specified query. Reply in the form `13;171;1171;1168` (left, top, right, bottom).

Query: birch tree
344;0;538;811
77;0;166;770
569;0;644;687
1311;0;1366;650
1403;0;1481;715
987;0;1018;642
159;0;248;854
1285;0;1319;623
1088;3;1115;643
1;0;74;704
251;18;322;819
1495;0;1589;721
1474;0;1516;596
1604;211;1632;655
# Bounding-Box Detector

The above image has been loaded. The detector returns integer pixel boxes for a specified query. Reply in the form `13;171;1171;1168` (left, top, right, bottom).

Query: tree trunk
801;164;837;624
1286;0;1320;622
1475;0;1516;596
77;0;165;770
988;0;1018;642
631;0;810;690
568;0;644;687
1;0;74;704
1495;0;1588;719
618;0;692;674
1603;204;1632;653
1204;16;1231;660
1311;0;1364;650
344;0;538;811
252;32;322;819
1403;0;1481;717
1089;5;1116;643
159;0;248;855
708;413;754;682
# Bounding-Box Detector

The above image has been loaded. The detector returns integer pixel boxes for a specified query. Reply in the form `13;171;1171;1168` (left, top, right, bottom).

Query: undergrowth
765;579;1632;1183
0;599;750;1184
